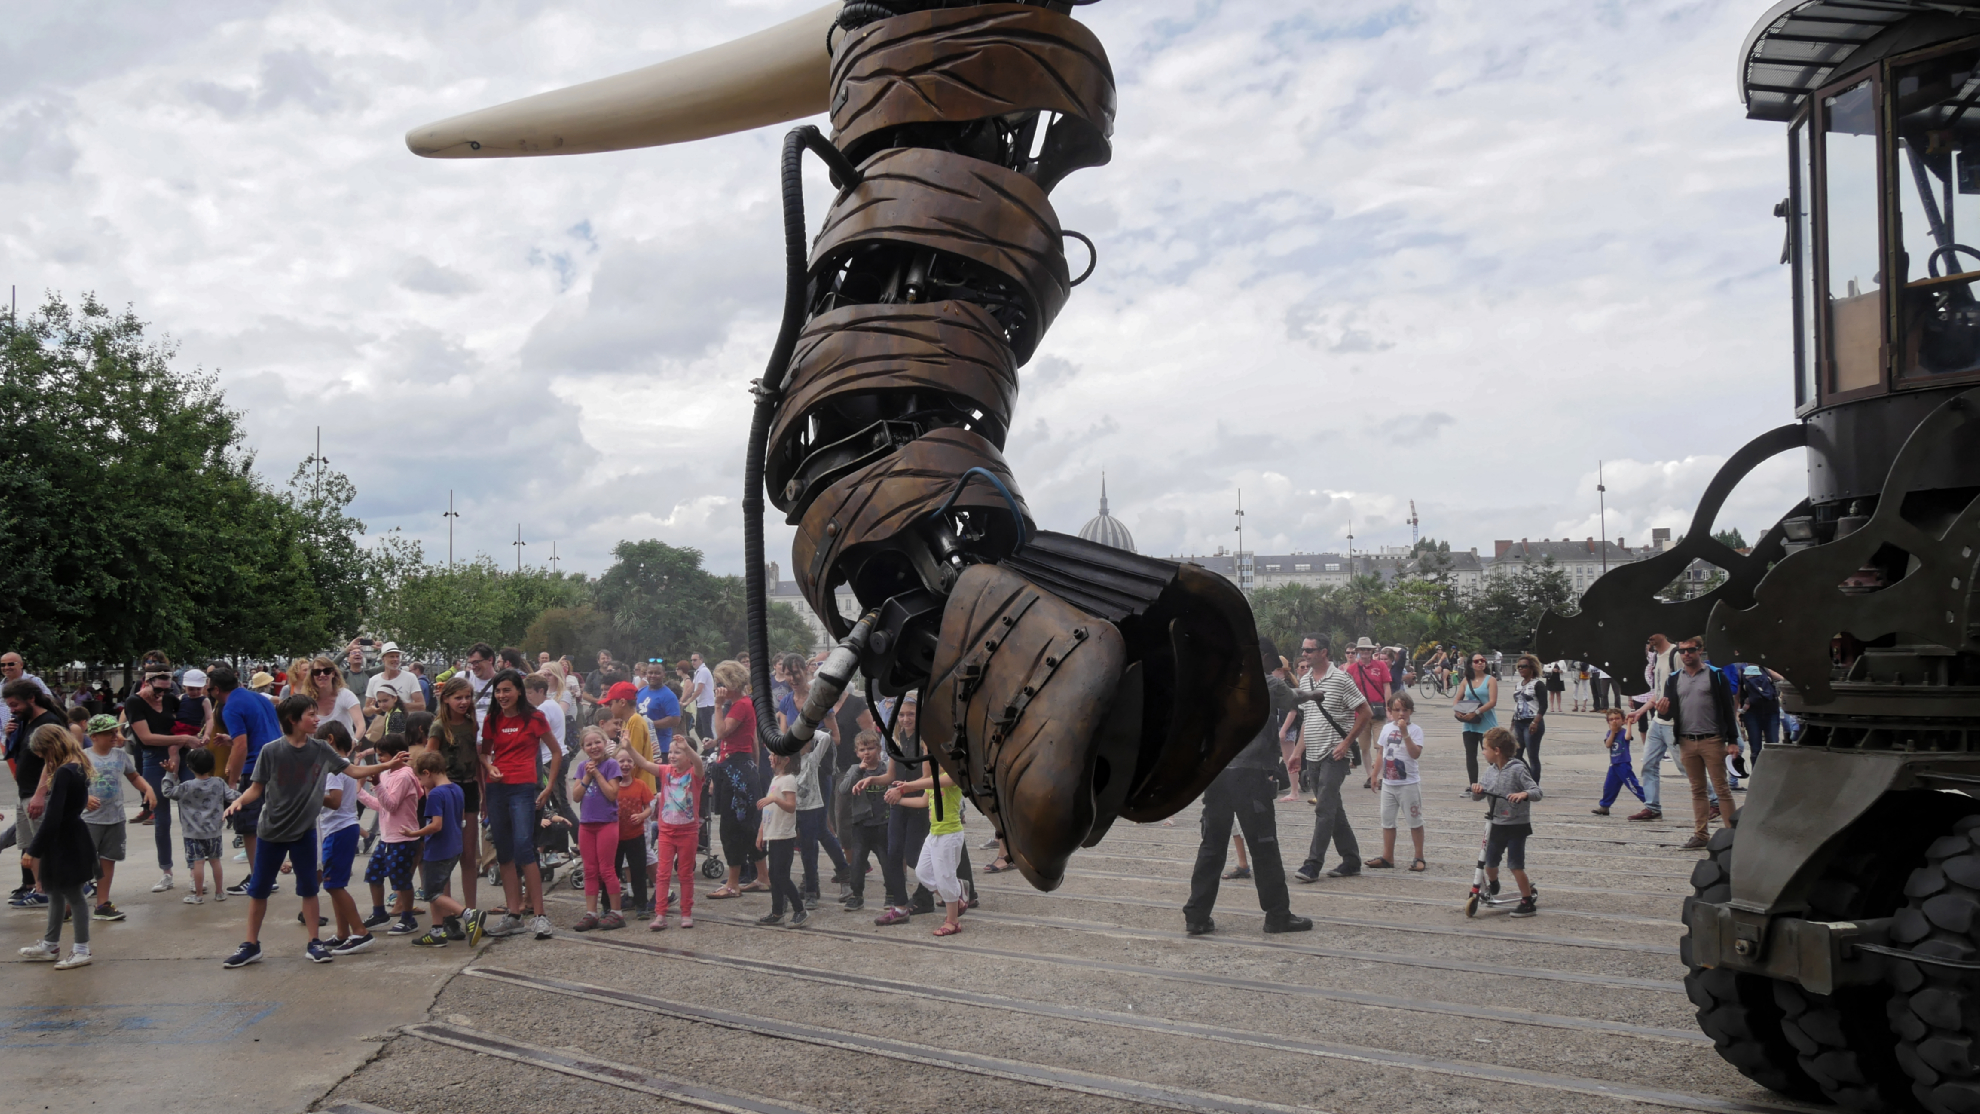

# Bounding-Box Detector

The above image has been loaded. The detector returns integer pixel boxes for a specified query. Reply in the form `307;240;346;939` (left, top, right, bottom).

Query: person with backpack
1739;664;1783;766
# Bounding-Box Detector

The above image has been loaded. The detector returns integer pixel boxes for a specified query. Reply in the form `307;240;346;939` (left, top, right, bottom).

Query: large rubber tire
1888;815;1980;1114
1767;844;1926;1111
1682;827;1826;1101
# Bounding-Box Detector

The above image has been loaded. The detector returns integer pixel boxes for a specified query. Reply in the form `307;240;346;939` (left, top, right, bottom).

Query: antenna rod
1598;461;1609;575
443;490;460;568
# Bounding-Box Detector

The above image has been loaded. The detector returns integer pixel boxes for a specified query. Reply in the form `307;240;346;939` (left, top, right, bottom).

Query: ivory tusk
405;3;837;159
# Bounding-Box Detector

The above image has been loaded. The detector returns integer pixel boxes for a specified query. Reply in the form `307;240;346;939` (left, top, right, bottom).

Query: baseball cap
605;681;639;704
183;669;209;688
86;714;119;735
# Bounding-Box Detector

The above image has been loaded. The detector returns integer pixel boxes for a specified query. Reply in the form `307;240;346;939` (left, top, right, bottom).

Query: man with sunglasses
1657;637;1739;849
460;643;499;729
1286;634;1370;882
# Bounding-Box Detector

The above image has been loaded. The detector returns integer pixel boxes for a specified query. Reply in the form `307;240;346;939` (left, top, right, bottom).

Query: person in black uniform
1182;637;1313;937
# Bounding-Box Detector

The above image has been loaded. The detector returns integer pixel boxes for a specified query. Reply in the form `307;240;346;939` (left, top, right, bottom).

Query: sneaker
232;851;248;863
225;880;253;896
1589;807;1610;816
305;939;335;963
18;940;58;961
980;837;1001;849
804;895;818;910
842;896;864;912
444;917;467;941
485;914;525;938
1487;878;1501;897
213;888;227;902
573;913;600;933
362;910;392;929
296;912;329;926
1263;913;1314;934
1292;869;1319;884
790;909;808;928
222;941;262;968
1681;834;1712;850
463;910;486;948
82;881;95;901
410;930;449;948
909;897;935;915
757;911;786;926
55;948;92;970
679;916;693;929
1510;896;1538;918
151;874;174;893
1324;866;1360;879
325;936;347;950
1708;803;1722;820
182;893;204;905
1185;918;1215;936
875;907;911;926
387;916;420;936
599;910;625;930
333;933;376;955
1626;808;1662;822
92;903;125;922
530;914;553;939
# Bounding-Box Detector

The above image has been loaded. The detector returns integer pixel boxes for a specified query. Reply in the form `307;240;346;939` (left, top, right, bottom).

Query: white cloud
2;0;1808;579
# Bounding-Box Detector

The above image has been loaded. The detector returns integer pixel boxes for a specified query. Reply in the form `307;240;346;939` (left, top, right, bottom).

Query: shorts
364;840;418;889
485;781;539;868
184;837;222;865
458;780;482;816
1379;782;1423;829
247;836;319;899
319;826;360;890
231;776;263;835
1485;823;1532;872
419;856;459;902
87;820;127;863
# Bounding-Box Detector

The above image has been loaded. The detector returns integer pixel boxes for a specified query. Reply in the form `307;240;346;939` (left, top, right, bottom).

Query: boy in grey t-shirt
83;716;156;922
220;696;406;968
161;747;241;902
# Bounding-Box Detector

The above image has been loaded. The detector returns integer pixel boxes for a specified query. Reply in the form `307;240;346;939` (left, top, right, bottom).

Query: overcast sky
3;0;1803;576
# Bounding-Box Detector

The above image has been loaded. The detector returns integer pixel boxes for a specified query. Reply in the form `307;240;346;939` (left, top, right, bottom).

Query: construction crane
1407;500;1419;545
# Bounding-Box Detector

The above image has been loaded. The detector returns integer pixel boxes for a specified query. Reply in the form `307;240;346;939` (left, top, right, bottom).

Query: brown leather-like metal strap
765;300;1019;514
810;147;1069;363
829;3;1116;189
793;427;1028;619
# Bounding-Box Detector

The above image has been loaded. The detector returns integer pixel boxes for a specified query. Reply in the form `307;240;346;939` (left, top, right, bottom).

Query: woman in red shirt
477;669;555;939
706;660;765;898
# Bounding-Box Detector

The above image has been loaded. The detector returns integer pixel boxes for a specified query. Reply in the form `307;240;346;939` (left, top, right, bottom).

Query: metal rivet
1022;686;1034;696
825;522;839;537
1045;656;1058;667
1073;628;1087;639
985;639;998;650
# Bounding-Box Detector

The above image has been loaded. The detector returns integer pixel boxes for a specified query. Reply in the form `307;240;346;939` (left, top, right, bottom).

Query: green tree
1712;527;1747;550
1248;583;1342;658
1468;559;1573;653
0;292;341;665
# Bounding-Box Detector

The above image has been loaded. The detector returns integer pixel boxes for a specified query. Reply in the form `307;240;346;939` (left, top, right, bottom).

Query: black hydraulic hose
746;126;864;754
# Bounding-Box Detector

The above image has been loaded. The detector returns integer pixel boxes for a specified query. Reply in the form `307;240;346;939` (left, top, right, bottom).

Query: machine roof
1740;0;1980;120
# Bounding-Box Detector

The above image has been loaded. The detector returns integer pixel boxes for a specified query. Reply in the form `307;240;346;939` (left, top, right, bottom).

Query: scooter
1463;813;1537;918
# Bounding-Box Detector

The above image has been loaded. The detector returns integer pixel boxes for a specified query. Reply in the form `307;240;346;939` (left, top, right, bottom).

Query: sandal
984;859;1012;874
1221;866;1252;880
739;881;770;893
706;887;741;900
1409;859;1427;872
1364;857;1395;869
933;921;962;937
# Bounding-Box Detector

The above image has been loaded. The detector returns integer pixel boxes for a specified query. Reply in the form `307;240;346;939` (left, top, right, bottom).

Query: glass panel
1893;46;1980;380
1824;79;1883;393
1793;116;1818;407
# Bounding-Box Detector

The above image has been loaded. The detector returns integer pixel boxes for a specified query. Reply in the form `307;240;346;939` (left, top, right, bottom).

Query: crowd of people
0;640;996;968
0;620;1788;967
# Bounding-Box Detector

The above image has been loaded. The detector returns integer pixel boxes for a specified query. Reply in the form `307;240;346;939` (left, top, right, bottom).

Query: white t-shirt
534;695;566;764
318;771;360;838
463;671;496;730
760;773;800;841
693;665;715;709
321;687;362;734
368;670;422;709
1378;722;1424;786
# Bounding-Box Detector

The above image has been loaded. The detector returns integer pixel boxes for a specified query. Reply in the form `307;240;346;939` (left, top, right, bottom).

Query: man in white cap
365;642;425;712
1345;637;1392;785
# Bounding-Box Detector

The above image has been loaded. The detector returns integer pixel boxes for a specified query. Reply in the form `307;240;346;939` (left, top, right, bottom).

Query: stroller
1463;790;1538;918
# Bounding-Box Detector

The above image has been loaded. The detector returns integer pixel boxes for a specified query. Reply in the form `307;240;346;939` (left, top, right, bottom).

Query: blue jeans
1742;707;1780;760
1640;721;1673;811
139;747;174;873
796;806;847;896
484;782;539;868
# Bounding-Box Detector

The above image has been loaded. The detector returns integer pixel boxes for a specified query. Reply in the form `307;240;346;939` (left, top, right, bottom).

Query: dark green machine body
1534;4;1980;1108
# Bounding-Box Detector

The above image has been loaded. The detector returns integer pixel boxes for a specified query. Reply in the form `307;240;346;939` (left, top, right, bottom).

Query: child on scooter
1591;707;1644;816
1470;727;1540;918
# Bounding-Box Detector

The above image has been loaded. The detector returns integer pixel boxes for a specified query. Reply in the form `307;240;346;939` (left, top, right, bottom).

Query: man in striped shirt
1286;633;1370;882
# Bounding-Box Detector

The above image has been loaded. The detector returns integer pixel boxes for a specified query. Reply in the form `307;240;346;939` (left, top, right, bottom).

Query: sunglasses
312;668;337;676
1301;647;1322;654
1679;647;1702;655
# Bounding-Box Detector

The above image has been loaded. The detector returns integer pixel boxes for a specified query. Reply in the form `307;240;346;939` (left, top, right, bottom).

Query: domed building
1077;475;1135;554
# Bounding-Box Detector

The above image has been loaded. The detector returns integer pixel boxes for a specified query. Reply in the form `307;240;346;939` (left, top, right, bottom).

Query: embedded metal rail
465;966;1317;1114
1054;863;1687;902
526;943;1828;1112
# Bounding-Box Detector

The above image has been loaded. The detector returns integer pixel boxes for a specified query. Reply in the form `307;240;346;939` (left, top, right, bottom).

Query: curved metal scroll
1708;388;1980;705
1533;422;1808;697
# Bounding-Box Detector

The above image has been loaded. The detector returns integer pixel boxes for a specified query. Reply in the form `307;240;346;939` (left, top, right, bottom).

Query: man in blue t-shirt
214;666;284;872
635;677;682;759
